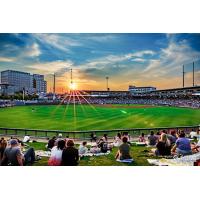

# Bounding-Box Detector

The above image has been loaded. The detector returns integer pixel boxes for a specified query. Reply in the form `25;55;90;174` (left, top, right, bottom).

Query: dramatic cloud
0;57;15;62
0;33;200;91
23;43;41;57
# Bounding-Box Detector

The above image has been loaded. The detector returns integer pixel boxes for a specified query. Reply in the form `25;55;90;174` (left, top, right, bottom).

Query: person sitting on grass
167;130;177;145
122;132;131;141
0;138;7;162
97;139;109;153
152;133;171;156
55;134;63;146
47;136;56;150
78;141;88;156
89;144;101;154
139;133;146;143
61;140;79;166
115;137;132;160
113;133;122;147
192;139;200;153
90;132;97;143
102;134;108;142
171;131;192;156
1;139;36;166
148;131;157;146
189;129;198;139
48;140;66;166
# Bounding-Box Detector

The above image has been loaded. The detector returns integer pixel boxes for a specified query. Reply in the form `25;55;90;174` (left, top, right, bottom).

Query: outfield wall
0;125;199;140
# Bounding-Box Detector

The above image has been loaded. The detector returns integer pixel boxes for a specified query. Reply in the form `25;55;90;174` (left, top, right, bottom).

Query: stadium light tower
53;73;56;100
182;65;185;88
71;68;73;85
69;68;76;90
106;76;109;91
193;62;195;87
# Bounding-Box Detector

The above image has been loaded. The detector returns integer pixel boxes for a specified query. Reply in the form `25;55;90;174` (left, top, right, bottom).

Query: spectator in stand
90;132;97;143
171;131;192;156
189;129;198;139
78;141;88;155
148;131;157;146
0;138;7;162
48;140;66;166
61;140;79;166
139;133;146;143
115;137;132;160
1;139;36;166
167;130;177;145
153;133;171;156
47;136;56;149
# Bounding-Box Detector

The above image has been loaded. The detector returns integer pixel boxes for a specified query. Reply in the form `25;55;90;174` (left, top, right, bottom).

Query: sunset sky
0;33;200;93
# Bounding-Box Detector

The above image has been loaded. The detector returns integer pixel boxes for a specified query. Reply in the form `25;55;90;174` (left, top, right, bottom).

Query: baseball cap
10;139;18;145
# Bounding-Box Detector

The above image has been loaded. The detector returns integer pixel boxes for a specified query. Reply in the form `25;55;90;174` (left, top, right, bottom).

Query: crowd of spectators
137;129;200;157
1;95;199;108
1;128;200;166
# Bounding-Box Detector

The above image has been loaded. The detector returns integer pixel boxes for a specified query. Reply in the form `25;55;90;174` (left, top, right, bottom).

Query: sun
69;82;77;90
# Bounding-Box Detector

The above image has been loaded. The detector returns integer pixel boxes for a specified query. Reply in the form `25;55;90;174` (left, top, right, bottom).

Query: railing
0;125;199;140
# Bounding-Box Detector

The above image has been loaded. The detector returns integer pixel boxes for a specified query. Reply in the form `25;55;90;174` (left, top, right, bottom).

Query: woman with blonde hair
0;138;7;162
154;133;171;156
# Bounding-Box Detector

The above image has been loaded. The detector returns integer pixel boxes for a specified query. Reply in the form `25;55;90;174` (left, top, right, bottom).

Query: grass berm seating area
28;141;154;166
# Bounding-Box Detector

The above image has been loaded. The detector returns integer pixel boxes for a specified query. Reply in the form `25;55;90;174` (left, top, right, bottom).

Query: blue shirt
176;138;191;151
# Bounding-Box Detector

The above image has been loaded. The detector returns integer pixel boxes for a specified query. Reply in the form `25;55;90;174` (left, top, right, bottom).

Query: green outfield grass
0;104;199;131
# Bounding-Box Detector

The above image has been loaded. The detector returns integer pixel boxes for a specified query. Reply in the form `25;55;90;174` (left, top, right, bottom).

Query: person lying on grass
115;137;132;160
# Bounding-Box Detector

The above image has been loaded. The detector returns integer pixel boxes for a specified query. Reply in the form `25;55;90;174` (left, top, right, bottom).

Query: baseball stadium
0;33;200;166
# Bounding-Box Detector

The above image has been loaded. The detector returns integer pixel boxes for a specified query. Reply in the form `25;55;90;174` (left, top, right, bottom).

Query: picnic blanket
147;152;200;166
79;151;110;157
116;159;134;163
35;150;51;157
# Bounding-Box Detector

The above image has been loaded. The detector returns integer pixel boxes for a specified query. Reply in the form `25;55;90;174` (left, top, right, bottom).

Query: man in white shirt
190;129;197;139
23;135;30;143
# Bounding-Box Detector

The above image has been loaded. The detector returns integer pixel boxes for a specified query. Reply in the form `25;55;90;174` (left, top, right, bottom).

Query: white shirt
190;131;197;138
50;146;63;160
79;145;88;155
23;136;30;143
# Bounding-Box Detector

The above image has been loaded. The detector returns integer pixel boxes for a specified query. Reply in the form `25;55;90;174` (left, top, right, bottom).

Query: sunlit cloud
0;33;200;91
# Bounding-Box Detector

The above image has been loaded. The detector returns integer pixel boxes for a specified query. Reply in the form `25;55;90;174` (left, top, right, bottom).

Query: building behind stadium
0;70;47;95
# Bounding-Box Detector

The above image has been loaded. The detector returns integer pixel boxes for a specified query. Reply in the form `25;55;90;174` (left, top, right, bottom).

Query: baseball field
0;104;199;131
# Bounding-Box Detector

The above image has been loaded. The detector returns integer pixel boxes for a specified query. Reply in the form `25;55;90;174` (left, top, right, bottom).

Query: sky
0;33;200;92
